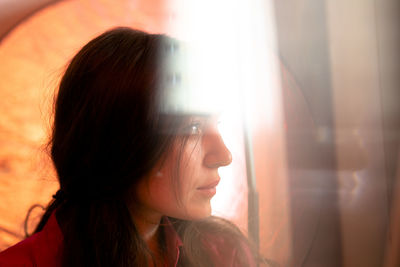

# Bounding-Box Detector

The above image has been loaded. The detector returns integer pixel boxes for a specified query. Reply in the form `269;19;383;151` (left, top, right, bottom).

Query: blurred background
0;0;399;266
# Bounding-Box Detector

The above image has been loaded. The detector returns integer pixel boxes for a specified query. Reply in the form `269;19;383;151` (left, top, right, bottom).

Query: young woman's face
135;116;232;221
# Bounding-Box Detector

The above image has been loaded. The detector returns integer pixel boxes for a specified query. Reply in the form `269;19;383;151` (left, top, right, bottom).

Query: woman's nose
203;130;232;168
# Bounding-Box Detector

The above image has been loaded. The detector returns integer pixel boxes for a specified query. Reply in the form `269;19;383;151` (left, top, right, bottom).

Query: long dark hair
34;27;261;267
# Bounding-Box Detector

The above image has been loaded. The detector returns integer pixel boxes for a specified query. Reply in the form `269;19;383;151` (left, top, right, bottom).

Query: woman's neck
129;202;166;265
133;212;161;244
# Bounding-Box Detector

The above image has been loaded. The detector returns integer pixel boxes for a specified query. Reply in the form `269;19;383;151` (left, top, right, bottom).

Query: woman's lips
197;179;220;190
197;180;220;197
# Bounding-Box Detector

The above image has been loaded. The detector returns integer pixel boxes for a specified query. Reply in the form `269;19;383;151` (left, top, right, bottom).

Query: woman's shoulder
0;233;39;266
0;212;63;267
197;216;258;267
202;230;257;267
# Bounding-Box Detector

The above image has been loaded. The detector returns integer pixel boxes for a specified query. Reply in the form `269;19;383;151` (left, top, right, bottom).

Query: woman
0;27;260;266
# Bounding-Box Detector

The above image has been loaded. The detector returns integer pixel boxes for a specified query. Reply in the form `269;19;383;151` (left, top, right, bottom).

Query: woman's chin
185;206;212;221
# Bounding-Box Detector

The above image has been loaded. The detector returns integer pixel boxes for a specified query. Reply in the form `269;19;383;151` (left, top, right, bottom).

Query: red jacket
0;213;255;266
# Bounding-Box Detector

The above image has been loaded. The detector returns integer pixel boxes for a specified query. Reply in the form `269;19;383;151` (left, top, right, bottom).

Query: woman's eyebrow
189;116;219;127
190;113;220;121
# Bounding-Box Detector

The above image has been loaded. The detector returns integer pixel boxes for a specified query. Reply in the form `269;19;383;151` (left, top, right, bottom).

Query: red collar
161;217;183;266
45;213;183;266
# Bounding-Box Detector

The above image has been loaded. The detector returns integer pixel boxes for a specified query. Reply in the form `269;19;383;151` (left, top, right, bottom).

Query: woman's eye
181;122;202;136
189;123;202;135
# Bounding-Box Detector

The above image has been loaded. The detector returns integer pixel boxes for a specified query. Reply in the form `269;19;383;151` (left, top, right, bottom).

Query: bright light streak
166;0;281;224
166;0;279;124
